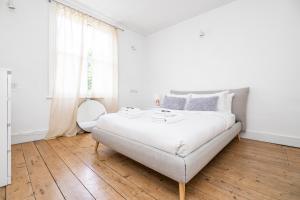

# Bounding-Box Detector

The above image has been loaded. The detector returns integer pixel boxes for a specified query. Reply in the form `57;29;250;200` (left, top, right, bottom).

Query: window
79;24;117;98
49;2;118;99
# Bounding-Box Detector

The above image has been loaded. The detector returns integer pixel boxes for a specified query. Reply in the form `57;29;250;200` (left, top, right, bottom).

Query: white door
7;71;11;184
0;70;8;187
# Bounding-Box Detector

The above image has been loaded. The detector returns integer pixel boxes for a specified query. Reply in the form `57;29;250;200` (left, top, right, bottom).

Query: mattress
95;109;235;157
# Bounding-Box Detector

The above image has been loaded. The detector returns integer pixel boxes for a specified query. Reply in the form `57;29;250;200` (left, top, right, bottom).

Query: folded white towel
151;112;184;124
119;107;141;112
118;107;144;119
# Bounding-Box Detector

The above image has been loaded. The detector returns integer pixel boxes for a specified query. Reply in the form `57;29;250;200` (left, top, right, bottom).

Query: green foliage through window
87;49;93;92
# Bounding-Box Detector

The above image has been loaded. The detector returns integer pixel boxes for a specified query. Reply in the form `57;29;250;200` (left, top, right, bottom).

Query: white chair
77;99;107;132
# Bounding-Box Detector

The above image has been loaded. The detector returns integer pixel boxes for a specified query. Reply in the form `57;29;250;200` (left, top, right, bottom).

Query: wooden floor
1;134;299;200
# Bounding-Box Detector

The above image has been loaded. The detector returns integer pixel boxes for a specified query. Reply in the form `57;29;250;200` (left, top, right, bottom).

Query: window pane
80;22;115;98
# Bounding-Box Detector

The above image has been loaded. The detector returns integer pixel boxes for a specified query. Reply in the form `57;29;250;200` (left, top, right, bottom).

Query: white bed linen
96;109;235;157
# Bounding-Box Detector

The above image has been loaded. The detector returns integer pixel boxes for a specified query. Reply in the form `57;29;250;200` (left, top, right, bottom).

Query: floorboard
21;142;64;200
58;136;155;200
0;187;5;200
2;134;300;200
47;139;125;200
5;145;34;200
34;140;95;200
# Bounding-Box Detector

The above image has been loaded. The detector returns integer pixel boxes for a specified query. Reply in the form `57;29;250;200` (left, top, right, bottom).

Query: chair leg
179;182;185;200
94;141;100;152
237;133;240;142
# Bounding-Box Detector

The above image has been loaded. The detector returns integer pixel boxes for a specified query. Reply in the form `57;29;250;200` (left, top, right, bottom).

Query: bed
92;88;249;200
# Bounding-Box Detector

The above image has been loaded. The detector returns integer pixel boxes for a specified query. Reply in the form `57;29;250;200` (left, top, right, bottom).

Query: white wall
1;0;299;147
143;0;300;146
0;0;50;142
118;30;146;108
0;0;145;143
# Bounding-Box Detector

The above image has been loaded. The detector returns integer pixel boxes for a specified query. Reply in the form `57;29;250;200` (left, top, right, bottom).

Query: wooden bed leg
179;182;185;200
94;141;100;152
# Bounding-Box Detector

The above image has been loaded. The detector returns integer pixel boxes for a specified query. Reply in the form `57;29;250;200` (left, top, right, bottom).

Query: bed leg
94;141;100;152
237;133;240;142
179;182;185;200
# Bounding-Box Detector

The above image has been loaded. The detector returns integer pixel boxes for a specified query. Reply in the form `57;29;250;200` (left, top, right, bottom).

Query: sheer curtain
47;2;118;139
79;15;119;112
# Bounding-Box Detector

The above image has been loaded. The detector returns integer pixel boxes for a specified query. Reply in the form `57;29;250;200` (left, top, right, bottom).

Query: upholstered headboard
170;87;249;132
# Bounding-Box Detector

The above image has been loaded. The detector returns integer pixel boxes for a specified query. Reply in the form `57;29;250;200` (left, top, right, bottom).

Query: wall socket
11;82;18;89
129;89;138;94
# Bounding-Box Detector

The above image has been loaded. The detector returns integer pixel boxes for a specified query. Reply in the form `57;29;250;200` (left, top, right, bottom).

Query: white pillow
165;93;191;98
225;93;235;113
190;91;229;112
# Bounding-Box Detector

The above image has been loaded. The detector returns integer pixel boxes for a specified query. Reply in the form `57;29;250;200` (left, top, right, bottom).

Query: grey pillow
170;88;249;131
185;96;219;111
162;96;187;110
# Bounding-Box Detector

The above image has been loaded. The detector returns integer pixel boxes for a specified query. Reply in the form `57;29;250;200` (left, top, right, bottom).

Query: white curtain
79;15;119;112
47;2;118;139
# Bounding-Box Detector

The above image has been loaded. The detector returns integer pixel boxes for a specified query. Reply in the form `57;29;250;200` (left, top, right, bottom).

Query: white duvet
95;109;235;157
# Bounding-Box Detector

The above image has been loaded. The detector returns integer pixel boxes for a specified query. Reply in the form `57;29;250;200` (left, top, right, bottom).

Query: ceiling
76;0;236;35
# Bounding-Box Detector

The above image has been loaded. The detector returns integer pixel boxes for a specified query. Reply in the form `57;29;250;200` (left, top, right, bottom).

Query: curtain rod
48;0;124;31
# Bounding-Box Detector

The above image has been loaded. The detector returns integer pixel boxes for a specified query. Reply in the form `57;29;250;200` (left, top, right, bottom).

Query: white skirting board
12;130;47;144
241;131;300;148
11;129;300;148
